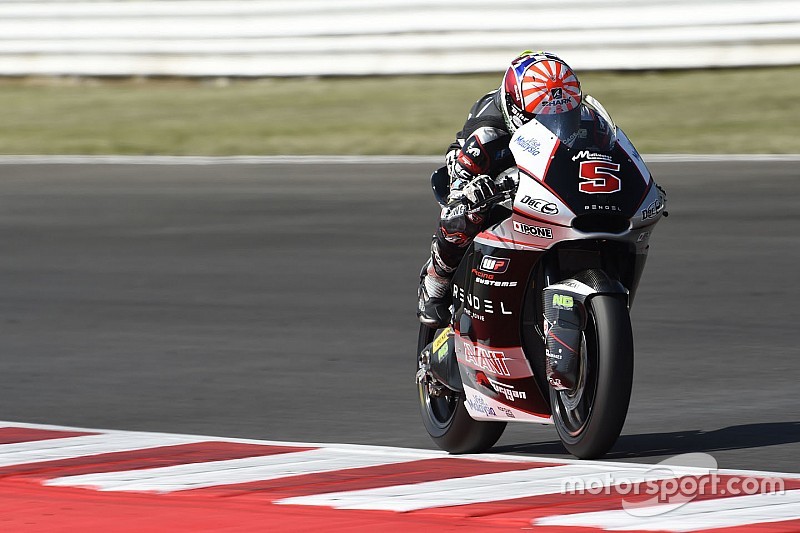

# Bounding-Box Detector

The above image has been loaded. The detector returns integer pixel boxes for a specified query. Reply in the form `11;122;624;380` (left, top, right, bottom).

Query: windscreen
534;100;617;151
533;105;583;146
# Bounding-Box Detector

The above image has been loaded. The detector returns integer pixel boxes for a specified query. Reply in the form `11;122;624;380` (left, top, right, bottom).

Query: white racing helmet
499;51;583;144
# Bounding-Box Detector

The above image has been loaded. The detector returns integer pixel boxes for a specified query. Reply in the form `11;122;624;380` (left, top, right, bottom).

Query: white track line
535;490;800;532
0;433;206;468
44;447;433;493
0;154;798;165
276;463;690;511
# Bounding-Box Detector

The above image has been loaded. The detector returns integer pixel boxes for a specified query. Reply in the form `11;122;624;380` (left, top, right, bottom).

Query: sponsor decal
479;256;510;274
471;256;518;287
641;197;664;220
578;161;622;194
436;344;449;362
552;294;574;310
442;203;467;220
495;404;516;418
572;150;614;162
464;343;511;377
474;277;518;288
465;392;497;417
563;129;581;146
513;220;553;239
508;105;527;129
453;284;514;316
541;97;574;110
637;231;651;243
550;88;563;99
432;328;450;353
464;308;485;321
441;227;468;245
514;135;541;156
494;148;510;160
487;377;527;402
584;204;622;212
519;195;558;215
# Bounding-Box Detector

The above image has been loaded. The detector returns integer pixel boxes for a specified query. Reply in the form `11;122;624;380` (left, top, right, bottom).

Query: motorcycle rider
418;51;590;327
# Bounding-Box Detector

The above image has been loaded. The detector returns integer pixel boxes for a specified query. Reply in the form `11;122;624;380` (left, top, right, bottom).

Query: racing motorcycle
416;97;667;459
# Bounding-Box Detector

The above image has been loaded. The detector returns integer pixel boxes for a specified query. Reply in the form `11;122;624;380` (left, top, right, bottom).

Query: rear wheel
417;324;506;454
550;295;633;459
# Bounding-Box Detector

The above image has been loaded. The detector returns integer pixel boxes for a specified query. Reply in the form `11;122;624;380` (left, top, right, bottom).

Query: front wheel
550;295;633;459
417;324;506;454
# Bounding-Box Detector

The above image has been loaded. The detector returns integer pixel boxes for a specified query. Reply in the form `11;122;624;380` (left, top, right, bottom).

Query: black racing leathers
431;90;515;277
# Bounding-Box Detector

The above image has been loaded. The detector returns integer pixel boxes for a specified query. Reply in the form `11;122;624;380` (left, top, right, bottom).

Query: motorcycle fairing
631;172;668;230
508;120;561;184
464;384;551;423
452;242;553;422
545;145;648;220
451;242;538;347
615;128;651;189
475;119;660;252
454;336;532;378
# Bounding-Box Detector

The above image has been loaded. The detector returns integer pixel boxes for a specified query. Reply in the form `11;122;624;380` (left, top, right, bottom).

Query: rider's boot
417;241;457;328
417;261;452;328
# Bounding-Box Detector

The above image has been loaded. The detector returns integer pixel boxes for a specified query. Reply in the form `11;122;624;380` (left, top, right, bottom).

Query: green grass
1;67;799;155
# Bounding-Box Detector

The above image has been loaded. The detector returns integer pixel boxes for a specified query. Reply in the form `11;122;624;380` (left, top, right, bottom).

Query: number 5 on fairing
578;161;622;194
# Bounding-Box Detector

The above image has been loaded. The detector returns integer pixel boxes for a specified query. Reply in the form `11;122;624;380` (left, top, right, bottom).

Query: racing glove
445;148;460;181
459;175;498;210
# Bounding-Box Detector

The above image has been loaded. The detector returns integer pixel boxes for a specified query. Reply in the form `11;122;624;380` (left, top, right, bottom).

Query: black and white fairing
452;99;666;423
476;107;665;252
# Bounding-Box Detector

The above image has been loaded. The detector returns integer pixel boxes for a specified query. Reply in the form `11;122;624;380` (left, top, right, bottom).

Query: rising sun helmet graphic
499;51;582;143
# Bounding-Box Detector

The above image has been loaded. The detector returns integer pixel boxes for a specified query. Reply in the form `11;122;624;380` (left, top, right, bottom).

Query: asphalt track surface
0;159;797;474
